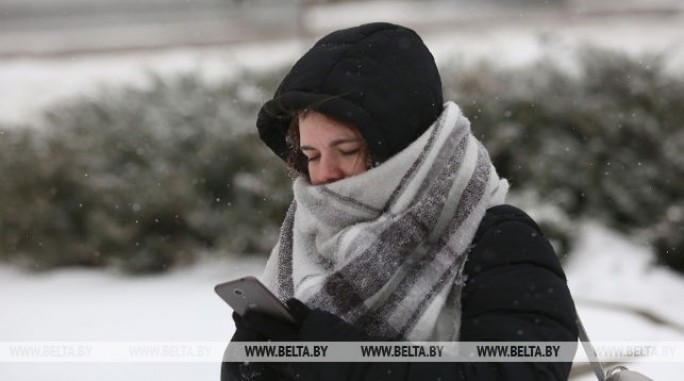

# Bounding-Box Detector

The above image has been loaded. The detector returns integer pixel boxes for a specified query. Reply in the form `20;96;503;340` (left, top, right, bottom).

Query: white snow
0;256;265;380
2;224;684;380
2;3;684;127
565;224;684;380
567;223;684;340
0;42;302;128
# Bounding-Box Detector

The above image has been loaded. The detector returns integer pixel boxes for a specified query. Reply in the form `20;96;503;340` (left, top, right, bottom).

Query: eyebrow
300;138;362;151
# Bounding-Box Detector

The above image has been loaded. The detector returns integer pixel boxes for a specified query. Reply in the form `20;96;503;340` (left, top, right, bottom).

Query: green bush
444;48;684;270
0;72;291;273
1;48;682;274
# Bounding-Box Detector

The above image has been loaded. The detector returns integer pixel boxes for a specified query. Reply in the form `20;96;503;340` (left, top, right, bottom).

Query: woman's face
298;111;368;185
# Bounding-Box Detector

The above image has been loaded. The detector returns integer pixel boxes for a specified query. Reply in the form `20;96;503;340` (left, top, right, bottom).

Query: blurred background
1;0;683;380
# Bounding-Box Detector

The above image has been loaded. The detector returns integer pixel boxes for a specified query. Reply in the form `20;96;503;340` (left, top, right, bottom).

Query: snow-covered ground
565;224;684;380
0;41;302;128
1;224;683;380
2;3;684;127
0;256;265;380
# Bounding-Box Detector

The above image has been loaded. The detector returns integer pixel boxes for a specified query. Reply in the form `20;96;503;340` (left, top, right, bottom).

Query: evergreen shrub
0;72;291;273
1;48;682;273
444;48;684;271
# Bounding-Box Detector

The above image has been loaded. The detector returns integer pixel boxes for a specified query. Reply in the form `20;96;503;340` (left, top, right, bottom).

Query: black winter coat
221;204;579;381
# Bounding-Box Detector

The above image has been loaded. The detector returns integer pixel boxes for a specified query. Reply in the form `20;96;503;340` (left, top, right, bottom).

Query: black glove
240;298;311;341
242;298;383;342
225;299;311;380
239;298;386;380
221;311;281;381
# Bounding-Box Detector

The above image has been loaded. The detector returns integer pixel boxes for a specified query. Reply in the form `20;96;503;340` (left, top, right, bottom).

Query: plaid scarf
262;102;509;341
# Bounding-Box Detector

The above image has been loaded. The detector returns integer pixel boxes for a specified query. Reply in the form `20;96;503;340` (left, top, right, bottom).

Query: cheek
344;154;368;175
306;163;325;185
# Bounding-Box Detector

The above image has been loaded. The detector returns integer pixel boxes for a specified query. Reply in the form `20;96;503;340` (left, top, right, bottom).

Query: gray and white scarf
261;101;509;341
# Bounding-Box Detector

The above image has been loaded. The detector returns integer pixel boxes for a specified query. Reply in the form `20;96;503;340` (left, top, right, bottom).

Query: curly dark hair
285;112;310;178
284;110;374;180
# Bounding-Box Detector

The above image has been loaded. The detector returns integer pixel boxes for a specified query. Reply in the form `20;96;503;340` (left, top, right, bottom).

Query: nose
316;156;345;184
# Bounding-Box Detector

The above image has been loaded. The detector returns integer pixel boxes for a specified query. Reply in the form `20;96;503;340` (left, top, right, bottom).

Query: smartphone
214;276;296;324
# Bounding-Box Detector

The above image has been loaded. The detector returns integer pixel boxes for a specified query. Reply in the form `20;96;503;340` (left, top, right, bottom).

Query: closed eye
341;149;361;156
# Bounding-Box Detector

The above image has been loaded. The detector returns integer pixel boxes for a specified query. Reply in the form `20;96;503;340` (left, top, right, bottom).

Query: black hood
256;22;443;164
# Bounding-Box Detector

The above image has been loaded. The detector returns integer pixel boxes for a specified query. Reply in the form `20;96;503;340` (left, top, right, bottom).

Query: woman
222;22;578;380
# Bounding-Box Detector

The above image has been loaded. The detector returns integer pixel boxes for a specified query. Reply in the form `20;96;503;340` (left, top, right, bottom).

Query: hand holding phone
214;276;296;324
